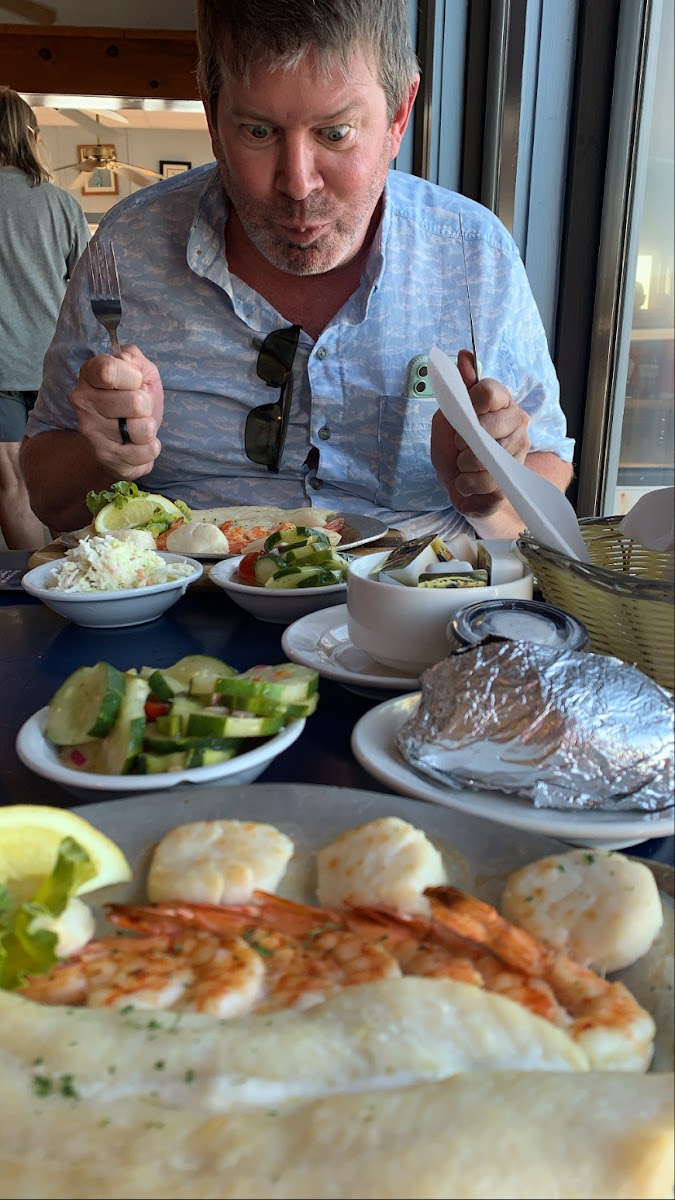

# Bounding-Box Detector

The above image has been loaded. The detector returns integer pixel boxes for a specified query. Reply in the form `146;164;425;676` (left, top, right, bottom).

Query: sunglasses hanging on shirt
245;324;302;473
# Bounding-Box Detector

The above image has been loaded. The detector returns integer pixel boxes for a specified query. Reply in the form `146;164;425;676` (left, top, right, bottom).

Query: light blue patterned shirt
27;164;574;538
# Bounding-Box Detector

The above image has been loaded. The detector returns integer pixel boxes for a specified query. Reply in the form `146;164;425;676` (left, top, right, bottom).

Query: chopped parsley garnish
32;1075;53;1097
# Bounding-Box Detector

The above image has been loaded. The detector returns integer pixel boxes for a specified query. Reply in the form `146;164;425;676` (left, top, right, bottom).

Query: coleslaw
48;535;196;593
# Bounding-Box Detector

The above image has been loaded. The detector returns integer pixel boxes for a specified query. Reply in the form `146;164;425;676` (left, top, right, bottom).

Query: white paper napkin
619;487;675;552
428;347;590;562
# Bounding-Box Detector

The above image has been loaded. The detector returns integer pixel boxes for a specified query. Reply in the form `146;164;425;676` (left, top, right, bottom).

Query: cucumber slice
283;543;334;565
264;525;320;551
233;691;318;718
265;565;342;589
135;747;238;773
294;570;342;588
46;663;126;746
186;711;284;738
154;713;184;736
185;746;239;768
135;751;190;774
263;568;314;592
96;675;150;775
252;554;282;586
166;655;237;688
144;730;242;753
189;669;235;697
166;695;206;732
215;664;318;704
147;670;186;702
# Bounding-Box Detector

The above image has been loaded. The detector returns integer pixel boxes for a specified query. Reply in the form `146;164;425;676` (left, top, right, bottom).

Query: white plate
351;694;675;849
16;707;305;796
281;604;420;697
59;513;390;559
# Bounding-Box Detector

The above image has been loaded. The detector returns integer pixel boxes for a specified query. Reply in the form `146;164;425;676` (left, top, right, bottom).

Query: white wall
40;124;214;218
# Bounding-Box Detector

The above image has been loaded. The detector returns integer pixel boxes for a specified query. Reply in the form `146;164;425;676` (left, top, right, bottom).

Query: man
21;0;574;539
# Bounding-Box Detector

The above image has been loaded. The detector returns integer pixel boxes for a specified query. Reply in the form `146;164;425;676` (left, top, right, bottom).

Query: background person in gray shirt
0;87;89;549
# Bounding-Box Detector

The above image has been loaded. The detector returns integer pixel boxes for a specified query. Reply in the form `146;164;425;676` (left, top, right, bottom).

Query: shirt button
310;477;324;490
316;347;328;360
318;426;331;441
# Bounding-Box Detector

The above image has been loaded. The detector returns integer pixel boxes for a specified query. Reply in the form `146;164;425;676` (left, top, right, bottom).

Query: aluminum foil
397;640;674;811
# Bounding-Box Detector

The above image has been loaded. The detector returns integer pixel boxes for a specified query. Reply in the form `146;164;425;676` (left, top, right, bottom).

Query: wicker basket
517;516;674;691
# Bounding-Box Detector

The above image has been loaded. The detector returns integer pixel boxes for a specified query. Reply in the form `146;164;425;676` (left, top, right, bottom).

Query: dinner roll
147;819;294;905
316;817;447;914
501;849;664;973
165;522;230;553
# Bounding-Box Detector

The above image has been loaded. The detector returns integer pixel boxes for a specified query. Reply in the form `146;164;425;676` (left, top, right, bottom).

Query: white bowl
209;555;347;625
16;706;306;796
347;550;534;675
21;553;203;628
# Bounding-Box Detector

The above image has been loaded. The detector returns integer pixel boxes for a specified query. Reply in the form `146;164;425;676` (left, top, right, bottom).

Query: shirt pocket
375;395;449;511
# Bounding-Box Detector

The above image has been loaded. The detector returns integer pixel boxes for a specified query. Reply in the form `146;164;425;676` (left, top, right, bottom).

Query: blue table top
1;551;672;868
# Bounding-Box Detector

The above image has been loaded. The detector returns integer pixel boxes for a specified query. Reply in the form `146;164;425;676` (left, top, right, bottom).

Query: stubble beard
217;136;393;277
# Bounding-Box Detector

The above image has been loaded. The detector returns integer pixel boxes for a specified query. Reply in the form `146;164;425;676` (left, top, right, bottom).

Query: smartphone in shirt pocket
403;352;483;399
404;354;435;399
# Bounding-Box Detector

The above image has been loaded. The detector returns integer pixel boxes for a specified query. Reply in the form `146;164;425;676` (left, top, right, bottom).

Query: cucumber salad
235;525;350;590
45;655;319;776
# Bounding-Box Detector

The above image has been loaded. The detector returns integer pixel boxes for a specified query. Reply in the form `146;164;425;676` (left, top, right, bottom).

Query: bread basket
517;516;674;691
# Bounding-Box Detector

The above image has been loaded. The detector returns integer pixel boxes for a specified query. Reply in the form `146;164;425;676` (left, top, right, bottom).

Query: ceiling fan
0;0;57;23
53;114;164;190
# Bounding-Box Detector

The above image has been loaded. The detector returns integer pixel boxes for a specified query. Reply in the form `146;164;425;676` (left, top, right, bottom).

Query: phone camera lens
418;365;428;377
415;381;426;393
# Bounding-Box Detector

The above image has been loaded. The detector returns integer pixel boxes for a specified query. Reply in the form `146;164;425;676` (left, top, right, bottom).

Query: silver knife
458;211;480;379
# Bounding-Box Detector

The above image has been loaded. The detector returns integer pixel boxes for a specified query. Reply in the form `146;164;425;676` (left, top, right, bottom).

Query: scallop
316;817;448;914
501;849;664;973
147;819;294;905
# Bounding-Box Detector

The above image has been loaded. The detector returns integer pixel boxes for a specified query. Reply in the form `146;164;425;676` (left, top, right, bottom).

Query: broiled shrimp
217;523;270;554
20;930;266;1018
23;894;401;1016
424;887;656;1071
349;905;570;1027
108;894;403;1012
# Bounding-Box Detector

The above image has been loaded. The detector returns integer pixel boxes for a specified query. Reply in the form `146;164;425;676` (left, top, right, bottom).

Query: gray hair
196;0;419;123
0;86;50;185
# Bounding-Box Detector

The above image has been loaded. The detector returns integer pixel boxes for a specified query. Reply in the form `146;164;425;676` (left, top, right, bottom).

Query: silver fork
87;241;131;443
88;241;123;356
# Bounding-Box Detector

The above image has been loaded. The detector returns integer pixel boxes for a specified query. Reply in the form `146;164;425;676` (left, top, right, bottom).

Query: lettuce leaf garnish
0;837;96;990
85;480;144;517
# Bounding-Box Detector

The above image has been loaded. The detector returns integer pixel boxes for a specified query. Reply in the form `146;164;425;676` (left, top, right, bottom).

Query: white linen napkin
428;347;590;562
619;487;675;552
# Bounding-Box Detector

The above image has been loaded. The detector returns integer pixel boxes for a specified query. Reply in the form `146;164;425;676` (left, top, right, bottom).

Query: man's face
206;47;416;275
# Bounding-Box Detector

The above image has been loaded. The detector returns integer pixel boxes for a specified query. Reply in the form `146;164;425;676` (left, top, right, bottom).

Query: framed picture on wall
160;160;192;178
78;145;119;196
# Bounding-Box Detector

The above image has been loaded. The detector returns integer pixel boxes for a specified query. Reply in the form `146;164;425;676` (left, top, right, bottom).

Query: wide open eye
322;124;351;143
246;124;273;140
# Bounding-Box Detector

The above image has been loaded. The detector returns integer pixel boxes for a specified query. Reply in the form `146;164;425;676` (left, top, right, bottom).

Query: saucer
281;604;419;698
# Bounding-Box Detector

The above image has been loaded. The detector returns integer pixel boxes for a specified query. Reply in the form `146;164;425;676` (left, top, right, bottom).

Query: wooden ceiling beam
0;26;199;100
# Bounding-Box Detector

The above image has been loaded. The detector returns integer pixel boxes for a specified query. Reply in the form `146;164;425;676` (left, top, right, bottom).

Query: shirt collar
184;164;391;325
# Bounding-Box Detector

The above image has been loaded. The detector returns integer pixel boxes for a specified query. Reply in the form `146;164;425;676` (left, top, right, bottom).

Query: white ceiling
21;95;208;133
0;0;195;29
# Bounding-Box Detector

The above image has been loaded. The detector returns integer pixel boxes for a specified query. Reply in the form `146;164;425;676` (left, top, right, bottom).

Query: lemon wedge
0;805;131;895
94;494;183;534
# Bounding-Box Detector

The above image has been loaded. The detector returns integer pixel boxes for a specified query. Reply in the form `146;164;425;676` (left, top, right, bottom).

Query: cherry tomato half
237;550;265;583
